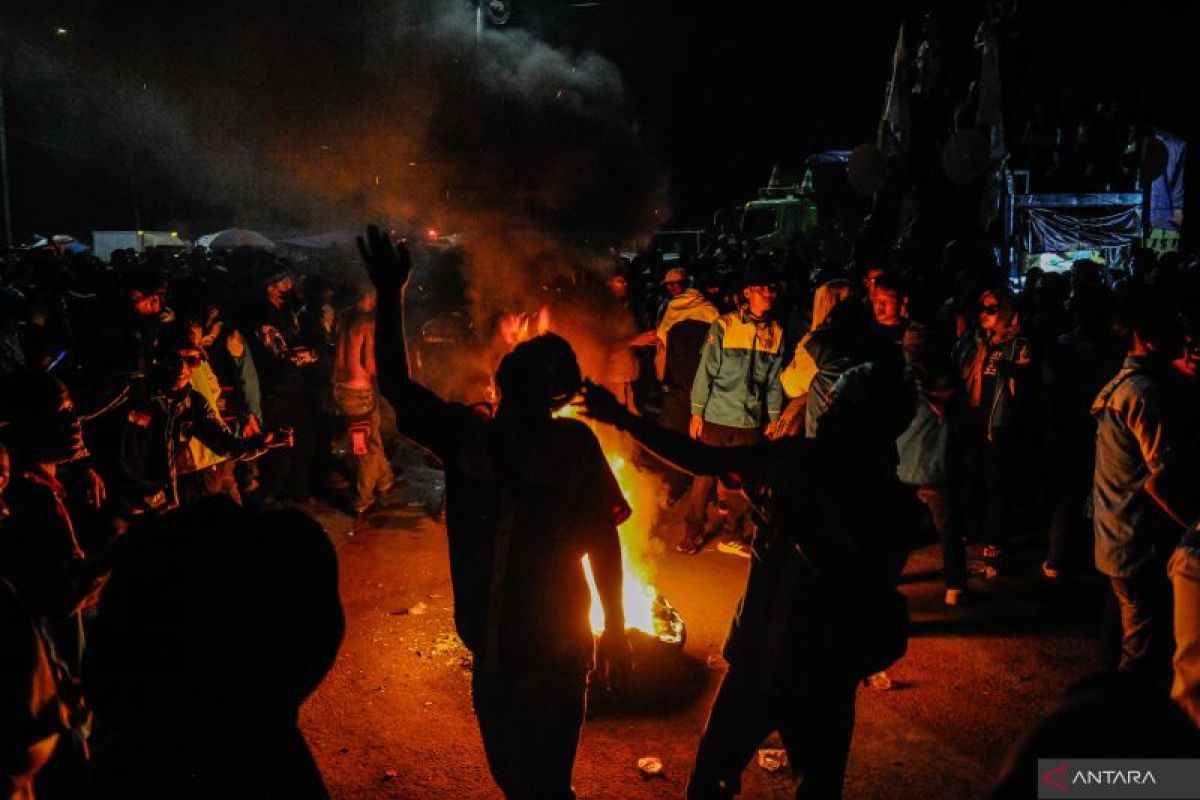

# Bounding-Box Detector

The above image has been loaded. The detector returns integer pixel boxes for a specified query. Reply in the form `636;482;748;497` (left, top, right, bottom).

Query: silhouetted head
1112;282;1184;359
986;672;1200;799
0;370;87;467
495;333;582;417
86;497;344;722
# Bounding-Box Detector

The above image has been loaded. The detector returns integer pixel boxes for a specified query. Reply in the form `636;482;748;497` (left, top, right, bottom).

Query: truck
740;151;870;251
92;230;189;261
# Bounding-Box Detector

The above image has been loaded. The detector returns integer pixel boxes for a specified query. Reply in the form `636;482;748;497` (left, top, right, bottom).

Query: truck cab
740;177;818;251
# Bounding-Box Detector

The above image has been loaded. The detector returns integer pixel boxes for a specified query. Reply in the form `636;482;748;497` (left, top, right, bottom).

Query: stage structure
1005;189;1143;279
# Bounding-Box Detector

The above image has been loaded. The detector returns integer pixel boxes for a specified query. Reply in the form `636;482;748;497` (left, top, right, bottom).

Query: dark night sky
1;1;1194;240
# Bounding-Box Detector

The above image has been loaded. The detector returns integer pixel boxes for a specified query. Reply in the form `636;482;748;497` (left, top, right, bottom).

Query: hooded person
654;269;720;503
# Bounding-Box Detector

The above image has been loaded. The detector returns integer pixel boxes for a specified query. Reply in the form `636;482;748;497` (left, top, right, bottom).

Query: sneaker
1041;560;1060;579
717;539;751;559
676;535;703;555
944;588;964;606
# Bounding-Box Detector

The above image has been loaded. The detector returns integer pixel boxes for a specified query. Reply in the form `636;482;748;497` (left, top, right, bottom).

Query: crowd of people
2;207;1200;796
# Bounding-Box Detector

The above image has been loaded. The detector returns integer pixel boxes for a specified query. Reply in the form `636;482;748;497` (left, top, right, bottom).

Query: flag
880;23;911;154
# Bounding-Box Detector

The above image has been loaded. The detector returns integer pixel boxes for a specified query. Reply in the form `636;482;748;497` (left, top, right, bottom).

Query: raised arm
357;225;413;395
358;225;458;458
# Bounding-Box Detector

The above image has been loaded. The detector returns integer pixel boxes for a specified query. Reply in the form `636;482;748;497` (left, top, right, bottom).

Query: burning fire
558;407;684;645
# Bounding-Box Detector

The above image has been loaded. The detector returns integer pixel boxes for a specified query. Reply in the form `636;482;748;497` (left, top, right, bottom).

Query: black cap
742;256;778;289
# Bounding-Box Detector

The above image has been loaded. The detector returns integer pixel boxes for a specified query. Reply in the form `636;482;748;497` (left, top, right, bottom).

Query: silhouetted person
84;497;344;799
359;225;632;799
985;672;1200;799
1;578;65;800
581;348;914;800
0;371;100;667
249;270;319;503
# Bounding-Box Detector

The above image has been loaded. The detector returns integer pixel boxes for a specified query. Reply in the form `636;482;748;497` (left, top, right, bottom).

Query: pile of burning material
567;416;686;651
583;556;685;649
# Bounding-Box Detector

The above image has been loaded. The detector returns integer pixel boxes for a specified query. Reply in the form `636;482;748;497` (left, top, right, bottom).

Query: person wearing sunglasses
100;322;293;520
954;288;1032;578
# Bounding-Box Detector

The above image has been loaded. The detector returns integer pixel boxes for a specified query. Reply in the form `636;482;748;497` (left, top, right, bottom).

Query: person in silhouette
83;497;344;799
359;225;632;799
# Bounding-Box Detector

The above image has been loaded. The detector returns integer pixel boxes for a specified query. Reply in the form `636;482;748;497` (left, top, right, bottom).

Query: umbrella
28;234;89;254
195;229;276;250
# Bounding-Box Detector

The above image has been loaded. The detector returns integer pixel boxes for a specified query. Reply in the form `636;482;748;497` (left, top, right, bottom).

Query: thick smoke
7;0;666;380
276;1;669;321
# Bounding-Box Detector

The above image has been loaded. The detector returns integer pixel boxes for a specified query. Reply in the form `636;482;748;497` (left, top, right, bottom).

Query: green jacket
691;310;784;429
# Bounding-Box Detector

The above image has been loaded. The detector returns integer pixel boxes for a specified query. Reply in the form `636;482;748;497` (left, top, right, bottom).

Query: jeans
684;422;759;539
960;429;1017;552
1046;442;1094;569
472;667;587;800
916;485;966;590
333;383;394;512
1110;569;1175;689
687;663;858;799
1170;546;1200;725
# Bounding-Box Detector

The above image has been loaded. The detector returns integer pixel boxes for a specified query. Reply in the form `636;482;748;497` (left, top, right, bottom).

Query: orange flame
557;406;663;637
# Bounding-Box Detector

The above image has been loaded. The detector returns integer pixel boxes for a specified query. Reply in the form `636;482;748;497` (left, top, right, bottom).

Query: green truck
740;151;867;251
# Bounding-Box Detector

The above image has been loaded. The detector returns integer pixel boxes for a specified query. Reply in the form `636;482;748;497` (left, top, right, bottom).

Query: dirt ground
297;447;1106;799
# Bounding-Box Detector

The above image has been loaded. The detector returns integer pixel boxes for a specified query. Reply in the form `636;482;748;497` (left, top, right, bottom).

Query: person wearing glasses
101;322;292;519
954;288;1032;578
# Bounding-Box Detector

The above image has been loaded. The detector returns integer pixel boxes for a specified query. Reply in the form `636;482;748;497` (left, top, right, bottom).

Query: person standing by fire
358;225;633;799
681;256;785;556
581;352;914;800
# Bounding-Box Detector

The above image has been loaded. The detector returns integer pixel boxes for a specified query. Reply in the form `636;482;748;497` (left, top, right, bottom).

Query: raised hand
357;225;413;296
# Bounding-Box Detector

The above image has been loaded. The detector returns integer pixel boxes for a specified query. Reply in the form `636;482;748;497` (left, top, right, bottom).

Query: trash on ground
757;749;788;772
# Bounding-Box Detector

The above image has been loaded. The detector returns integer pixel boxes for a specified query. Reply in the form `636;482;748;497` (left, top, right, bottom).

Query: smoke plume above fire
6;0;667;324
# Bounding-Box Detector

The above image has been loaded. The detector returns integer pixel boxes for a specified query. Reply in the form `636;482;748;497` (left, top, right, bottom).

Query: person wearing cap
681;257;784;555
654;268;719;504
